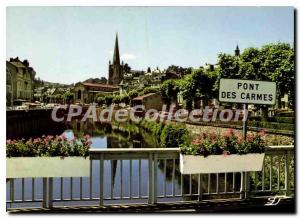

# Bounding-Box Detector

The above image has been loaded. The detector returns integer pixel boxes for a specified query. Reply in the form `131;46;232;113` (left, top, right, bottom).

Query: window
78;90;82;99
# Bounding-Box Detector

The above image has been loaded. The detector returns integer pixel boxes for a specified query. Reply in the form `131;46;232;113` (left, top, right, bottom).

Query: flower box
6;156;90;178
180;153;265;174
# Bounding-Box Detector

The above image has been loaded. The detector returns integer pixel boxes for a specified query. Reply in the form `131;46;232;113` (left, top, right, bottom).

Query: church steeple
113;33;120;65
108;33;124;85
235;44;240;57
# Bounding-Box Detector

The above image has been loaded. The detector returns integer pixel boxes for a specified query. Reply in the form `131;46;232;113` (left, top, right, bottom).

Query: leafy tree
128;90;139;99
139;86;159;96
217;42;295;110
160;79;180;105
96;96;106;105
179;68;217;110
104;95;113;105
217;53;240;79
262;43;295;109
63;91;74;103
112;95;121;104
166;65;192;77
119;94;130;105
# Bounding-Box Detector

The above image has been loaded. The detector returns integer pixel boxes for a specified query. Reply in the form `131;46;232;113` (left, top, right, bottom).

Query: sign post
219;78;277;199
242;103;248;140
219;79;277;140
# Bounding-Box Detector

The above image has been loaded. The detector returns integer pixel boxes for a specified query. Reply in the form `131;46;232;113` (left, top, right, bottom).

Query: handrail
90;145;293;152
89;146;294;159
89;147;180;153
89;145;294;154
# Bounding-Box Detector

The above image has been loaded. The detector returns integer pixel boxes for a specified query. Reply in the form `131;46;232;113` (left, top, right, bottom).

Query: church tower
235;44;240;57
108;34;124;85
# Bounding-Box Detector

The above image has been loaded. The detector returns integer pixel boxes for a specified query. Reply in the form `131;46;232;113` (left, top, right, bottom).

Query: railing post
244;172;250;198
285;150;290;196
48;178;53;208
198;174;202;201
148;153;153;204
240;172;244;199
99;153;104;206
153;153;158;204
42;178;48;208
10;179;14;203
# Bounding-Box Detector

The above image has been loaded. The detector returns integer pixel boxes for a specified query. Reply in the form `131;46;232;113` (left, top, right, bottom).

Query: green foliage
248;121;294;131
119;94;130;105
166;65;192;77
159;79;180;104
140;119;165;138
96;96;106;105
104;95;114;105
128;90;139;99
112;95;121;104
139;86;160;96
6;134;91;157
63;91;74;101
137;119;190;148
160;124;189;148
250;116;295;124
179;68;218;109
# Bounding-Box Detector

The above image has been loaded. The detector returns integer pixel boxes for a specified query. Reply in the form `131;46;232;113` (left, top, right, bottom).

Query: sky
6;7;294;84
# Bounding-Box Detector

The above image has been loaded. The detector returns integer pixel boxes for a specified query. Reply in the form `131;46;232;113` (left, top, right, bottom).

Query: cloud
121;53;137;60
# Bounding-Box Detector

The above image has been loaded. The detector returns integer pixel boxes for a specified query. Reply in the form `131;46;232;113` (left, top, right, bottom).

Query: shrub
160;124;189;148
140;119;165;138
249;121;294;131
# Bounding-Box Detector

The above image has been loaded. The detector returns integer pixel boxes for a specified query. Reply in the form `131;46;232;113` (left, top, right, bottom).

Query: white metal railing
6;146;294;210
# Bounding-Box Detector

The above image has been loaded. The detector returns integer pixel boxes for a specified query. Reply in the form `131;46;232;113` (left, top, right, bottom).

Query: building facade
132;93;163;111
73;82;119;104
6;57;36;106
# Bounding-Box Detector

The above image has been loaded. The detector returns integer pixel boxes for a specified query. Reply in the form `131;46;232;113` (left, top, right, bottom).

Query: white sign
219;79;276;105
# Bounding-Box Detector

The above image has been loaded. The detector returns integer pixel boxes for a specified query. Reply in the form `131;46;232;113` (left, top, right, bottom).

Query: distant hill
34;78;70;88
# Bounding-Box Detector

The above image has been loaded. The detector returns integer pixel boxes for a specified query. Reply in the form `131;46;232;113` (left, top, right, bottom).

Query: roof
133;93;158;101
9;61;26;68
82;82;118;89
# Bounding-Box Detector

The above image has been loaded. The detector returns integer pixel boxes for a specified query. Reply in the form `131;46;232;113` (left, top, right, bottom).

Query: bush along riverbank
6;134;91;157
128;118;190;148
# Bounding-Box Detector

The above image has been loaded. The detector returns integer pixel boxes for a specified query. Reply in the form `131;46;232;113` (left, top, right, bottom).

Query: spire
113;33;120;65
235;44;240;57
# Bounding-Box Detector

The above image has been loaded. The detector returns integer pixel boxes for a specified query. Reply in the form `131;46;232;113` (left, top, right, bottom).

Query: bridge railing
6;146;294;209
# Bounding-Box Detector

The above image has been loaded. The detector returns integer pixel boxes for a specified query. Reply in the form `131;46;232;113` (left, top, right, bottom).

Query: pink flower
47;135;54;140
33;138;41;144
84;134;91;139
224;128;234;138
223;151;229;157
258;129;266;137
6;139;12;144
246;133;255;142
85;141;92;147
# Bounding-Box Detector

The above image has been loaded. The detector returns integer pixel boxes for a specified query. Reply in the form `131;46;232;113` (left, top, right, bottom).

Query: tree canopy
217;42;294;108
